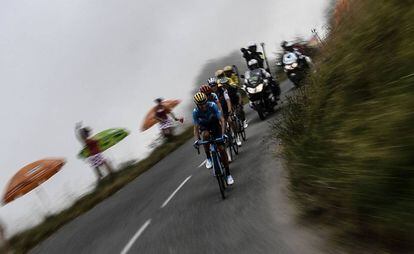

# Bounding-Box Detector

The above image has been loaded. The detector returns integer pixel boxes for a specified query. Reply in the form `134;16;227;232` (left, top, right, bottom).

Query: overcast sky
0;0;329;236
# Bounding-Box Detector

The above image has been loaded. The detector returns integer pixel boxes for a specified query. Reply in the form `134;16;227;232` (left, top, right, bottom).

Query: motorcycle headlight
246;84;264;93
246;87;256;93
255;83;264;92
292;62;298;68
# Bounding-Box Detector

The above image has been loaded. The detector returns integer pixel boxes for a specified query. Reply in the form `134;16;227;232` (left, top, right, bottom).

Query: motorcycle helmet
247;43;257;52
248;59;259;70
281;40;294;51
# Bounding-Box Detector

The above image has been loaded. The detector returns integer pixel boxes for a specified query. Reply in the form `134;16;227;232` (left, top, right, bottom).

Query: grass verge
274;0;414;252
9;127;194;254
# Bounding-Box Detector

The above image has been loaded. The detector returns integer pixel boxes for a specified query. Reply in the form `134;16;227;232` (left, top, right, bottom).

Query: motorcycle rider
281;41;312;68
245;59;280;99
193;92;234;185
240;43;265;69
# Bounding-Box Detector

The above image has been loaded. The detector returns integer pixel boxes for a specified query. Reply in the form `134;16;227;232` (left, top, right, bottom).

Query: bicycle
232;107;247;141
195;137;228;199
225;120;239;161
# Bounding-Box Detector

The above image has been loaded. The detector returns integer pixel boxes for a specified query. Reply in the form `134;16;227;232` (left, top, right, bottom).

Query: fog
0;0;329;236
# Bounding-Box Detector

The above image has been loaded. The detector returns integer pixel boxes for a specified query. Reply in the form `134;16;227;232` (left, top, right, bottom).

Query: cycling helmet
215;69;224;77
223;66;233;72
194;92;208;105
199;84;212;95
207;77;218;86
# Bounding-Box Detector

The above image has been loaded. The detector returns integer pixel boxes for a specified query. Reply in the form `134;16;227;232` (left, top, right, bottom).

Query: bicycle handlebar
197;137;226;145
194;137;226;155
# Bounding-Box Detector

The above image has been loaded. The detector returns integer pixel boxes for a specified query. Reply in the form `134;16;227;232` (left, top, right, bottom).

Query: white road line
198;159;207;168
161;175;192;208
120;219;151;254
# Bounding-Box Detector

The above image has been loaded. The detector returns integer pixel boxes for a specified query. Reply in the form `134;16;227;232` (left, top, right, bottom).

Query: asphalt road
31;80;330;254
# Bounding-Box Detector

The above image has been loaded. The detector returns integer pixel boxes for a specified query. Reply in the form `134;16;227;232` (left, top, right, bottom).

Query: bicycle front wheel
213;154;226;199
216;175;226;199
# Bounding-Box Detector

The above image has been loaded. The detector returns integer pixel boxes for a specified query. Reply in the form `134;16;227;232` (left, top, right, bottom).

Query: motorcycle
282;52;309;86
241;70;278;120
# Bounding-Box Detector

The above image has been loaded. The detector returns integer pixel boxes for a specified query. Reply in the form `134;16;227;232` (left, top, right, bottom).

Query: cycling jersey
227;75;239;88
208;93;219;105
192;102;222;127
215;88;231;115
226;85;240;106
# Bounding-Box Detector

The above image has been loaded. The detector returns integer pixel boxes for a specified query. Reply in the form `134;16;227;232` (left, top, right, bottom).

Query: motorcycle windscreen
247;75;262;87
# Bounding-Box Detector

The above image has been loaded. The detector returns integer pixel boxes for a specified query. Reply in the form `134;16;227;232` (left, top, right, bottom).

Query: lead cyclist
192;92;234;185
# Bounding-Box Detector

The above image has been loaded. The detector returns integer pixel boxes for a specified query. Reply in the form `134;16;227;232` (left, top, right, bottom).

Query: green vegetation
274;0;414;251
9;127;194;254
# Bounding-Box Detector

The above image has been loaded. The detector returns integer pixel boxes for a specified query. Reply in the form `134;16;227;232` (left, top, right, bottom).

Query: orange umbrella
3;159;65;204
141;99;181;131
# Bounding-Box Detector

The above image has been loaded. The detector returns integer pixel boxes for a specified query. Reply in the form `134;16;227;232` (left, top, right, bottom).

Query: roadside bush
274;0;414;250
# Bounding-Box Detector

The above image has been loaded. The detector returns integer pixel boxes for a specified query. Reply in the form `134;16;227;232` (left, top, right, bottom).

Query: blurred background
0;0;329;236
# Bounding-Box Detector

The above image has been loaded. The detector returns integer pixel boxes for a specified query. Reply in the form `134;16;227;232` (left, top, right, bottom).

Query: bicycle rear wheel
225;129;234;161
239;119;247;141
234;109;247;141
232;132;239;155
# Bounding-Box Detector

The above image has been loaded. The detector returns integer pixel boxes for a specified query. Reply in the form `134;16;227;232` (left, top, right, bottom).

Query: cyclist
215;69;225;80
223;65;240;87
281;40;312;68
207;77;240;152
219;76;248;130
241;43;265;69
193;92;234;185
199;84;223;113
